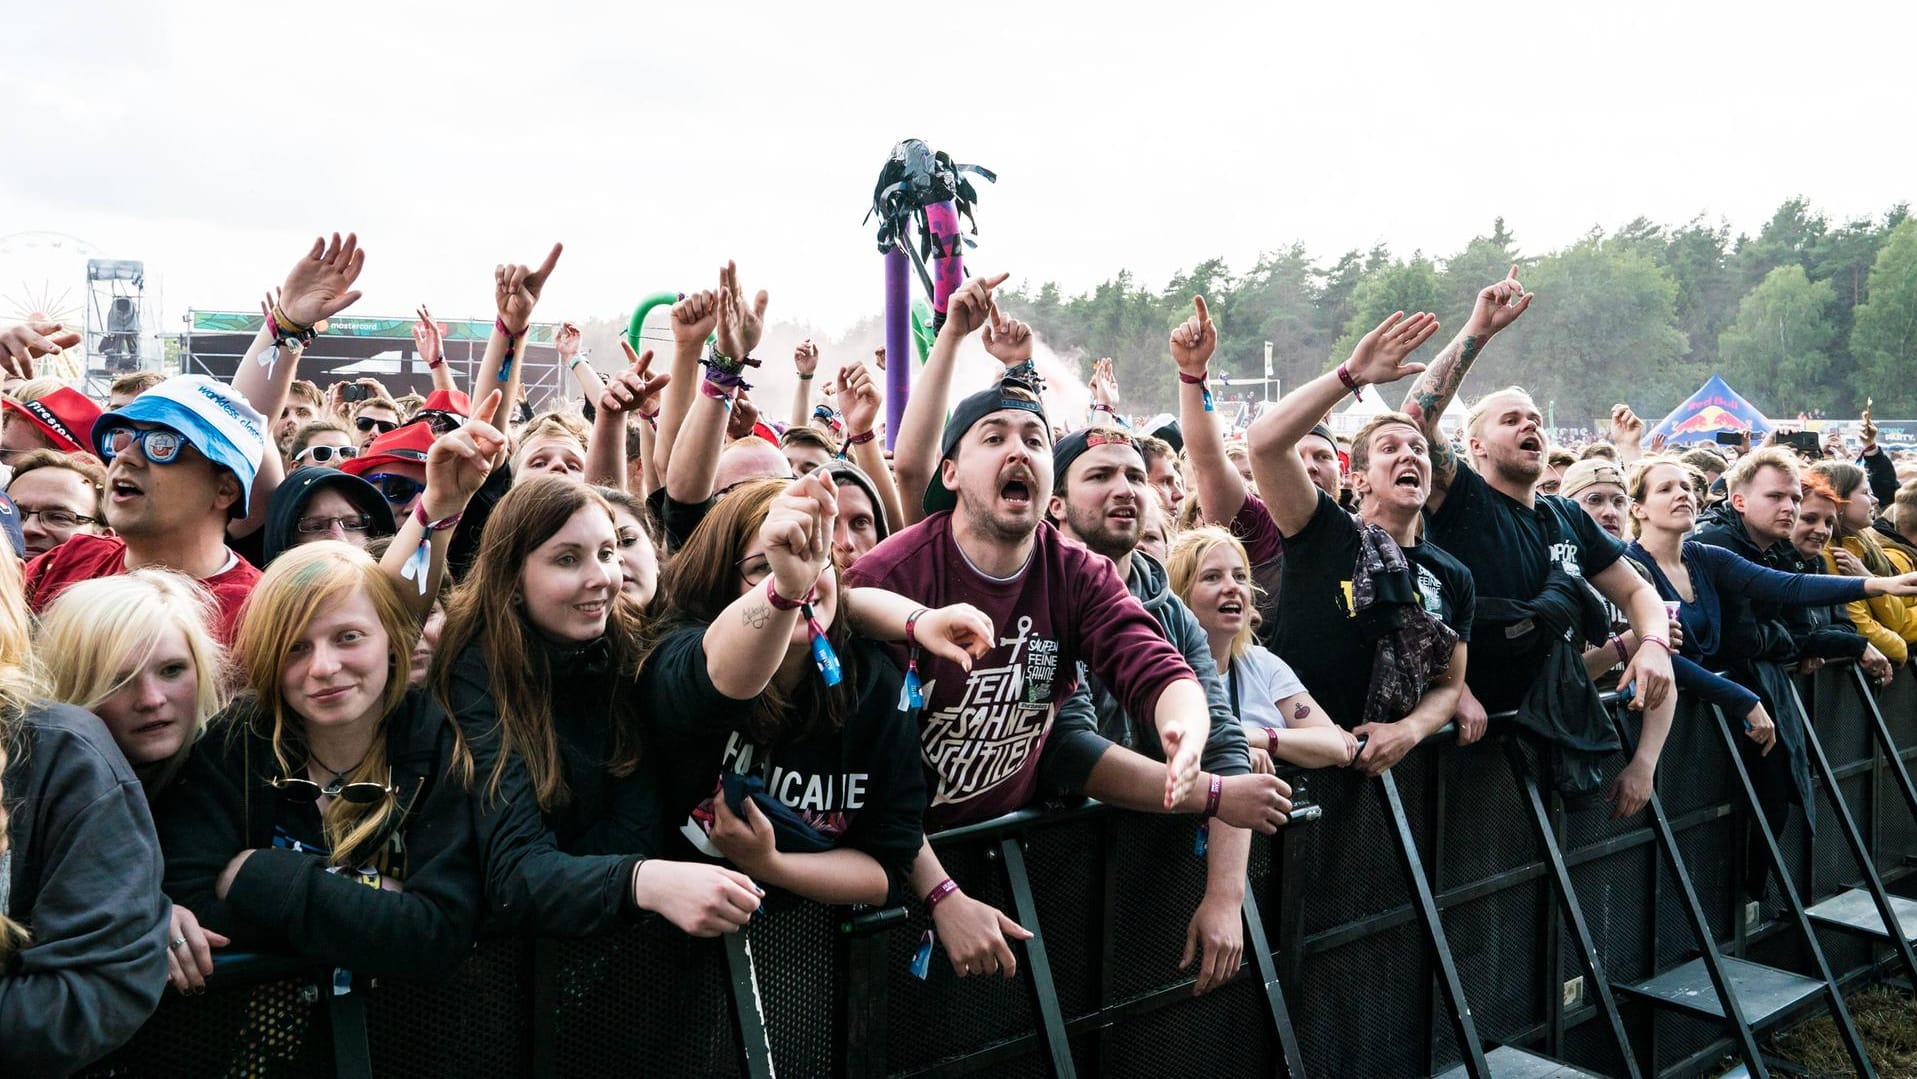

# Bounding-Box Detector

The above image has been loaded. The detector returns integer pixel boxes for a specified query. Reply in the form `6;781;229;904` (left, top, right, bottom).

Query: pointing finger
471;388;503;429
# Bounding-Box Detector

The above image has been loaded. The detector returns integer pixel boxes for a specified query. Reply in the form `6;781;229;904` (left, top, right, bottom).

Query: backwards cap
922;378;1051;515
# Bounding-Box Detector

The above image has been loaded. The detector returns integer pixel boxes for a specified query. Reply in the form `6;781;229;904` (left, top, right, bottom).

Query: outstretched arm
1399;267;1532;507
413;307;459;394
789;340;819;428
666;263;766;505
1247;311;1439;536
1171;297;1247;527
892;273;1015;524
836;361;906;531
475;243;563;422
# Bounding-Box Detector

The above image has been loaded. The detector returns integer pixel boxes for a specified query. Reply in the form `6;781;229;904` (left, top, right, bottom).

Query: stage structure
84;258;148;396
175;312;562;409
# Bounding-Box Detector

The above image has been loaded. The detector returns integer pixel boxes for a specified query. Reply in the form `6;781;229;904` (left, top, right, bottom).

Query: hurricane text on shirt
719;734;870;813
919;615;1062;811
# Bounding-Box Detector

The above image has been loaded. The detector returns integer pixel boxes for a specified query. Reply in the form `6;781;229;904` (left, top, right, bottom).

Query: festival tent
1646;375;1774;444
1330;384;1465;435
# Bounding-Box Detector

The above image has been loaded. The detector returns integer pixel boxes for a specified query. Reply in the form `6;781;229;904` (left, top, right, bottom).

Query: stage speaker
108;296;140;334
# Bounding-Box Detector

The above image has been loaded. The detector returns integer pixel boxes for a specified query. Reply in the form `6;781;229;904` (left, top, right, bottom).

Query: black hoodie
260;467;397;565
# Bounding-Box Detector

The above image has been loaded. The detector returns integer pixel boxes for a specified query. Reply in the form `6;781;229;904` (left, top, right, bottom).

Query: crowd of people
2;238;1914;1073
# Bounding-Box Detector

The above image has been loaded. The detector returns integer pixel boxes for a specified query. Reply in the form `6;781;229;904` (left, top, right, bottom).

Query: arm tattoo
1401;334;1485;428
741;601;772;629
1292;703;1311;722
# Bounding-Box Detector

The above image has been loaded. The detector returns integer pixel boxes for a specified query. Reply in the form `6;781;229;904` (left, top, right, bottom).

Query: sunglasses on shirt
271;773;399;806
355;416;401;435
365;473;426;505
294;444;359;465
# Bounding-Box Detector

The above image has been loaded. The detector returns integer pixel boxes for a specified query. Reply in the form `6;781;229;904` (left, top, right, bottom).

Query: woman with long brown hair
640;472;989;907
156;544;483;981
1;552;172;1074
435;476;763;937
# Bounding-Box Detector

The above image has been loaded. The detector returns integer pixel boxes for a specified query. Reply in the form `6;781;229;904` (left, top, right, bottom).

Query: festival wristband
1611;635;1629;666
1265;727;1278;758
1639;634;1673;654
413;501;464;532
765;577;807;612
1178;369;1215;413
924;878;959;911
798;372;814;381
567;355;588;372
845;429;876;447
1335;363;1363;398
495;317;524;381
904;608;928;650
1202;773;1222;819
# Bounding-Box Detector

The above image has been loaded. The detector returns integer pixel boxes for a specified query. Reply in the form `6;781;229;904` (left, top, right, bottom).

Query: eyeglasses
735;554;773;586
296;513;375;535
98;425;190;464
17;507;99;530
355;416;401;435
414;410;464;435
271;773;399;806
365;473;426;505
294;444;359;465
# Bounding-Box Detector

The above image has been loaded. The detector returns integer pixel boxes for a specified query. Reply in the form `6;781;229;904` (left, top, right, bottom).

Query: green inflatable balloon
910;300;934;364
625;292;681;351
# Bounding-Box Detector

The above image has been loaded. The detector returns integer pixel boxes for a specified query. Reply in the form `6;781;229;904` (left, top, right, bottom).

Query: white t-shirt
1228;644;1307;729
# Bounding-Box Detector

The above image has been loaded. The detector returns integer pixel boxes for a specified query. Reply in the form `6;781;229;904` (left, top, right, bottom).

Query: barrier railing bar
1850;665;1917;873
1560;802;1737;868
1381;770;1490;1078
1512;746;1641;1079
999;837;1076;1078
724;931;778;1079
1707;702;1876;1077
327;990;375;1079
1784;679;1917;991
1240;885;1308;1078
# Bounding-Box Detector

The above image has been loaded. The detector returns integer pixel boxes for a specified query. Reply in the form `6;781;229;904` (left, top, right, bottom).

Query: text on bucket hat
93;375;267;515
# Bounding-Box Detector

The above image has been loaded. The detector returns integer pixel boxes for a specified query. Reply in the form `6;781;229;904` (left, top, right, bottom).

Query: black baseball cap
922;379;1052;515
1050;427;1138;495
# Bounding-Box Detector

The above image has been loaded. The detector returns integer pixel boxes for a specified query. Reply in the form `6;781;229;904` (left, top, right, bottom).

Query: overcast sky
4;0;1913;341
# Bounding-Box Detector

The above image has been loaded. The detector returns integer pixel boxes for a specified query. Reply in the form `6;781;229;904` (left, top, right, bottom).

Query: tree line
993;200;1917;425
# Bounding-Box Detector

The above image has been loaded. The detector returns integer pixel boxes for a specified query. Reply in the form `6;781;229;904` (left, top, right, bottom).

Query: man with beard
1398;270;1676;814
850;273;1287;982
1248;311;1478;772
1045;424;1263;996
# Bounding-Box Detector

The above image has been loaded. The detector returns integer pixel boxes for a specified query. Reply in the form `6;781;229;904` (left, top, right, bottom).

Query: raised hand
1862;399;1878;450
910;603;996;671
279;233;366;327
554;321;582;359
714;260;769;360
794;339;820;376
1464;265;1534;338
980;300;1034;366
873;346;887;372
421;389;509;520
941;272;1011;338
1170;297;1218;375
0;319;82;379
496;243;564;335
837;362;882;435
760;470;838;601
601;342;671;415
1343;311;1440;387
727;390;760;441
412;306;445;365
1609;404;1645;446
673;290;719;346
1089;358;1121;409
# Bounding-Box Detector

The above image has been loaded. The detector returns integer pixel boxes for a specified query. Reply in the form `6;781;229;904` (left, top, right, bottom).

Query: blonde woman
156;543;481;982
0;555;171;1073
37;569;231;993
1166;526;1357;772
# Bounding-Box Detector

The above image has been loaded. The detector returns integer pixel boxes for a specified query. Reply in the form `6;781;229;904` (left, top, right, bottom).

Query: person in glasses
24;375;269;645
5;449;106;557
408;388;471;437
341;422;433;517
0;557;173;1075
156;543;483;981
260;467;397;564
35;569;235;994
435;477;763;936
287;417;357;466
349;397;403;452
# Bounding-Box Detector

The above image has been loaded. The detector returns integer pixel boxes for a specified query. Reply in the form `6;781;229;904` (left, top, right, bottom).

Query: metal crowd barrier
80;663;1917;1078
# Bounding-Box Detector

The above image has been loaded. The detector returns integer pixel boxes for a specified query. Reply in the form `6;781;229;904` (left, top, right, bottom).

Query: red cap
420;389;471;418
3;387;102;455
341;421;435;477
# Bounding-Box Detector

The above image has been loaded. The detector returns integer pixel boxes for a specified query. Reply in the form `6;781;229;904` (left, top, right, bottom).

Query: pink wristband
765;576;807;612
1265;727;1278;757
1202;773;1222;818
1640;634;1673;654
924;878;959;911
1335;363;1363;398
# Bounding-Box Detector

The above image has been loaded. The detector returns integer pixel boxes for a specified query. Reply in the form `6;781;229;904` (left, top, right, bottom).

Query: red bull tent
1647;374;1774;444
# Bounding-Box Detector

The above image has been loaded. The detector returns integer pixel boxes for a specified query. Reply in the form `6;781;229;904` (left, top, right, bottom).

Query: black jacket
260;467;397;566
1693;507;1864;666
1861;447;1900;510
2;703;170;1076
444;639;659;935
157;691;481;981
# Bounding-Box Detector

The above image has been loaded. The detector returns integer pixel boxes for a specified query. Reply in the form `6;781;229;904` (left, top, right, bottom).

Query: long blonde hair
0;556;43;958
35;570;228;793
1166;525;1261;662
233;543;416;868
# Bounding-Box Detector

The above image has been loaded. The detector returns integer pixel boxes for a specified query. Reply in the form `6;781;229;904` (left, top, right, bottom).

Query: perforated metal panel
80;974;331;1078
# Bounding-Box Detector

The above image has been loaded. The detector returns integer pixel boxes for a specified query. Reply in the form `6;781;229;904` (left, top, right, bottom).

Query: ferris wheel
0;231;98;382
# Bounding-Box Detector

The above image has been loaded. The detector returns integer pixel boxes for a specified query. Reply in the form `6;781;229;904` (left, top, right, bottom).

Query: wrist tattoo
742;602;772;630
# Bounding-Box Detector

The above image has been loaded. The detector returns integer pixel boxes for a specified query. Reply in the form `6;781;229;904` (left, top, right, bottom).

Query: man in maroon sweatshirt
850;275;1284;981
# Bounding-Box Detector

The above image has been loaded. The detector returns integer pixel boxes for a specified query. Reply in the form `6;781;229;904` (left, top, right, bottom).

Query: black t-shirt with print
1427;461;1624;604
1273;491;1475;729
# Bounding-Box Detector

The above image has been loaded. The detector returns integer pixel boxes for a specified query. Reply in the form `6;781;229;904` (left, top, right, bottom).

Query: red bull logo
1669;405;1748;436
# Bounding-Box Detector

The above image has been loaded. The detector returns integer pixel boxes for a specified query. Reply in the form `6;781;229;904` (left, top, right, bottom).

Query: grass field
1765;987;1917;1077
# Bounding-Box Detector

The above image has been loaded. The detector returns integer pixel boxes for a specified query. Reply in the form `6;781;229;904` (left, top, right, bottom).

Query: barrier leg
1000;836;1077;1078
1786;678;1917;991
326;988;374;1079
1379;771;1490;1078
724;930;779;1079
1508;745;1642;1079
1241;884;1308;1078
1707;704;1877;1077
1849;666;1917;870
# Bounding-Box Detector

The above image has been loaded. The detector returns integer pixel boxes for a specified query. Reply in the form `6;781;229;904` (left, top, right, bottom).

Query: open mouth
999;477;1033;506
1218;601;1244;616
1517;435;1543;453
1107;504;1137;522
110;478;145;500
131;719;172;736
574;600;608;616
1394;468;1421;489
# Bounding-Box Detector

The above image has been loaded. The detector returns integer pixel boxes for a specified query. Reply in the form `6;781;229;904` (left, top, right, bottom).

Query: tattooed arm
1399;267;1533;509
701;472;837;699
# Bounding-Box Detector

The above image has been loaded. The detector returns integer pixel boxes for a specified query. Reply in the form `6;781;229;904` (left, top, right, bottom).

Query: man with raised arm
1246;311;1475;774
848;273;1283;982
1396;270;1676;814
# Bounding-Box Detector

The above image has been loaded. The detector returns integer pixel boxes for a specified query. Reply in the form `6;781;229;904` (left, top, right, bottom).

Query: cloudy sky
4;0;1913;341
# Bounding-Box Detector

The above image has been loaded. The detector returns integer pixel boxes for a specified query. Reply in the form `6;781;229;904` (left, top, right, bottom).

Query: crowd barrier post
1506;743;1641;1079
1379;769;1491;1077
1785;679;1917;990
999;836;1077;1078
1846;665;1917;879
1239;886;1307;1078
725;931;780;1079
1706;701;1876;1075
1608;708;1771;1078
